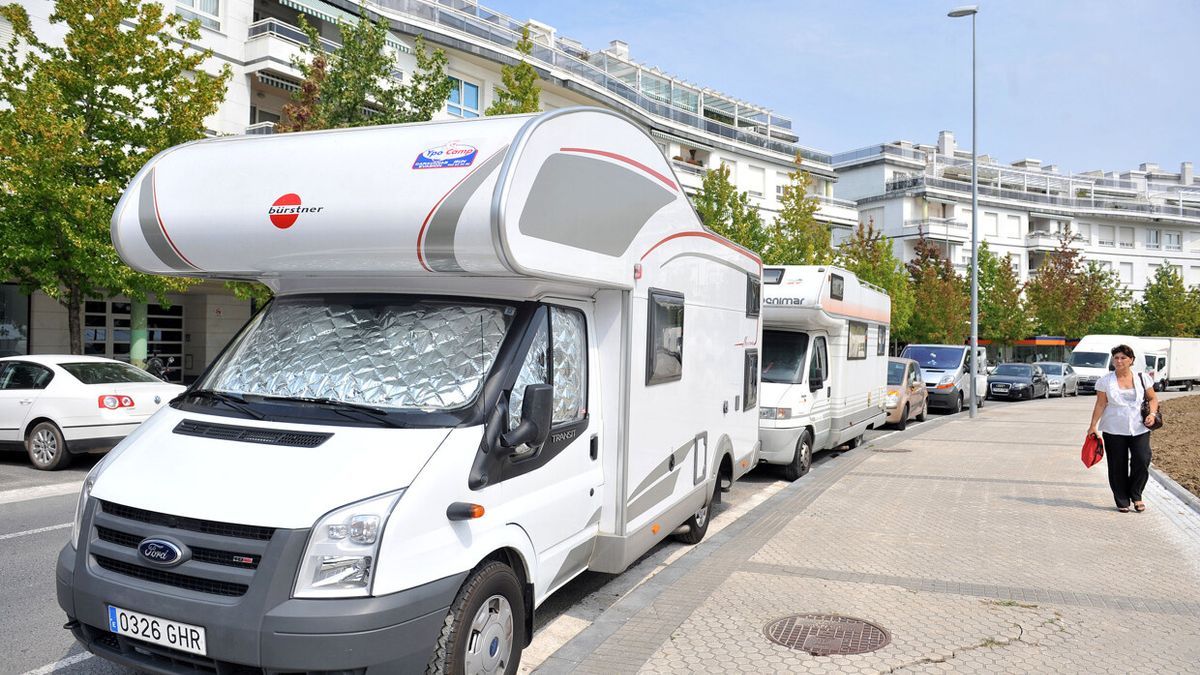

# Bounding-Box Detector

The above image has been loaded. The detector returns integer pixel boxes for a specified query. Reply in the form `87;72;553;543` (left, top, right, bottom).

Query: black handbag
1139;373;1164;430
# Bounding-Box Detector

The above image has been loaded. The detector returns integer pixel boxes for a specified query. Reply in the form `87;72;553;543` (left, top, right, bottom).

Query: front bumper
57;499;463;674
1078;378;1099;394
757;425;805;465
926;386;962;409
987;384;1030;399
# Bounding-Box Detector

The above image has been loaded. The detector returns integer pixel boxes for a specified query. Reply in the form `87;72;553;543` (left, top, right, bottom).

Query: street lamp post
949;4;979;419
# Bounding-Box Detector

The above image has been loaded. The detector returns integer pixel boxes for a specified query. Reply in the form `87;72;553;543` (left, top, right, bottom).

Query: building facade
833;131;1200;295
3;0;850;380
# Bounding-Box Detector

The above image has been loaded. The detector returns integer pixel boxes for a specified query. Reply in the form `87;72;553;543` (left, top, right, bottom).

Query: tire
1043;385;1050;399
916;400;927;422
427;561;524;675
782;430;813;482
895;405;909;431
846;434;863;449
26;421;71;471
674;478;716;544
952;394;963;414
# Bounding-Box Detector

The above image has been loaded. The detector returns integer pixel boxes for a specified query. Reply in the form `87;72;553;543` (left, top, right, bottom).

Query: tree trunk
66;285;83;355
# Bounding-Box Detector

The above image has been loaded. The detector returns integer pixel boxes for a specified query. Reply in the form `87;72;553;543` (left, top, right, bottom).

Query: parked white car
0;355;184;470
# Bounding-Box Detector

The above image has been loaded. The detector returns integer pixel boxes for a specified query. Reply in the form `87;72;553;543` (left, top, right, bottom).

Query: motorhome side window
745;273;760;318
646;290;684;385
830;274;845;300
743;349;759;410
877;326;887;356
848;321;868;360
509;306;588;431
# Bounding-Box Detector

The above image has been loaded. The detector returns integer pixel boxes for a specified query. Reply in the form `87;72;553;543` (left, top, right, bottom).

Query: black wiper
253;395;404;428
182;389;265;420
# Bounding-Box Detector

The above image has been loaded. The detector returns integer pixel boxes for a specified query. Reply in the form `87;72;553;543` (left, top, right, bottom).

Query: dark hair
1111;344;1135;359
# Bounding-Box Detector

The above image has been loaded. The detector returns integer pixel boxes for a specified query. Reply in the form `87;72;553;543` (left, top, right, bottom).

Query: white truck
56;108;763;674
1069;334;1148;393
757;266;890;480
1140;336;1200;391
900;344;988;412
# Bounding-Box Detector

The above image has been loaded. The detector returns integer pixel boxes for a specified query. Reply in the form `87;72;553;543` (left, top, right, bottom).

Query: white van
757;266;890;480
56;108;762;674
1069;334;1147;393
900;343;988;413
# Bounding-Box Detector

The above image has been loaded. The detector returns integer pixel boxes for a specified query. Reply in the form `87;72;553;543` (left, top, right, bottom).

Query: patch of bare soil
1153;395;1200;499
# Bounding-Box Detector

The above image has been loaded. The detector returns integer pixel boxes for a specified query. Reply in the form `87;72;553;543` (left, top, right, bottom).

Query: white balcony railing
245;121;277;135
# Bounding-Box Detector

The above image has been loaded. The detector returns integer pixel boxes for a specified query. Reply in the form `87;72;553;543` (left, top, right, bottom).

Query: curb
1149;464;1200;516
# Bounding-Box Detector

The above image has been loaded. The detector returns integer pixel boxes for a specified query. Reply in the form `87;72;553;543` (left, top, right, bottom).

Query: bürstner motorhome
758;266;890;480
56;108;762;674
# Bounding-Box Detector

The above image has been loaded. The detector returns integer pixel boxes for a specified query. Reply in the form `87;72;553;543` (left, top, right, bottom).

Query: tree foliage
1025;230;1124;337
485;25;541;115
975;242;1029;347
0;0;229;354
769;154;832;265
904;233;969;344
835;219;914;341
1139;263;1200;336
692;164;770;255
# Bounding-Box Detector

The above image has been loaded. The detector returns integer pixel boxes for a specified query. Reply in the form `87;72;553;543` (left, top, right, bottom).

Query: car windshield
198;296;515;411
994;364;1031;376
887;361;907;385
762;330;809;384
61;362;163;384
901;346;964;370
1039;364;1062;375
1069;351;1109;368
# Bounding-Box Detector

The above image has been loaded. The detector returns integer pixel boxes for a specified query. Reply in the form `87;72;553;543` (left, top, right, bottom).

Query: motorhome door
808;335;832;448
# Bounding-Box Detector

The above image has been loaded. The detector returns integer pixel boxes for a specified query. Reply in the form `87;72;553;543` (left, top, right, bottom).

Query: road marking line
21;652;93;674
0;522;72;541
0;482;83;505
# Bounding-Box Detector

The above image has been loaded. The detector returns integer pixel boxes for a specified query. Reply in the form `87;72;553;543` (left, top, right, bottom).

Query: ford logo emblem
138;538;184;566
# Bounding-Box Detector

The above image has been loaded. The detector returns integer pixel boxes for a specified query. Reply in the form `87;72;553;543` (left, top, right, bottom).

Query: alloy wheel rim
32;429;57;465
464;594;513;675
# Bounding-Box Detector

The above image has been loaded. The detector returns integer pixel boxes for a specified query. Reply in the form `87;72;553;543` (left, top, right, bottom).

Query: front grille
174;419;332;448
94;555;248;597
97;527;260;570
102;501;275;541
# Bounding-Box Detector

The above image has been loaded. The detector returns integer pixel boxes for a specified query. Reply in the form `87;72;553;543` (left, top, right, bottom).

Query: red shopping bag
1081;433;1104;468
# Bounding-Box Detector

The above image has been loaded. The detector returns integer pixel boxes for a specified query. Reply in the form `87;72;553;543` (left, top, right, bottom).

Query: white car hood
91;407;454;529
760;381;800;409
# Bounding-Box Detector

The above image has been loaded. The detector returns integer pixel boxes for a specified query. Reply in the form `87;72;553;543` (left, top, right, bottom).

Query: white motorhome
56;108;762;674
1140;336;1200;391
757;266;890;480
1069;334;1148;393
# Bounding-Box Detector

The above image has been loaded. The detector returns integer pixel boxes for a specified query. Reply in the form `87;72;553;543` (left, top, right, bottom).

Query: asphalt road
0;398;1027;674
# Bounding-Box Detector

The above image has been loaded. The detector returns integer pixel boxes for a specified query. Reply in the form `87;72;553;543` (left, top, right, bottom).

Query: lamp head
948;5;979;17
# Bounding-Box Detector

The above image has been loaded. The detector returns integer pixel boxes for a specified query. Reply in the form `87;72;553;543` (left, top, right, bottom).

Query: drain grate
764;614;891;655
872;447;912;453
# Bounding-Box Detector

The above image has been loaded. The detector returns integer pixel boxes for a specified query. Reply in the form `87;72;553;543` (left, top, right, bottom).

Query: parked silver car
1035;361;1079;397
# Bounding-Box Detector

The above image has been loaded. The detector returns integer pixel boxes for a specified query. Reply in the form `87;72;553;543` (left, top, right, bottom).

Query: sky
481;0;1198;175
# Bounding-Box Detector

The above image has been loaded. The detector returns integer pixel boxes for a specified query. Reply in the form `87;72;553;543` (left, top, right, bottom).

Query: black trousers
1102;431;1152;508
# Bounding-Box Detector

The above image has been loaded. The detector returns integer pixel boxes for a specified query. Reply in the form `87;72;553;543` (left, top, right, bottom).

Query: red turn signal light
98;395;135;409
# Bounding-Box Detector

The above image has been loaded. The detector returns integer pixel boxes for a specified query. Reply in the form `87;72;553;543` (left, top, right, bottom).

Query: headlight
294;490;403;598
1012;383;1029;389
885;391;900;408
936;374;956;388
759;407;791;420
71;474;96;550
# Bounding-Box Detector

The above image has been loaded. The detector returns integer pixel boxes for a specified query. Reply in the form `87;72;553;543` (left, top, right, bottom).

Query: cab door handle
19;399;32;405
590;434;598;460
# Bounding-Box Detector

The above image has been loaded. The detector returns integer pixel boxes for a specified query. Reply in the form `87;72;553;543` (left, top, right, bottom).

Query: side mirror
501;383;553;452
809;367;824;392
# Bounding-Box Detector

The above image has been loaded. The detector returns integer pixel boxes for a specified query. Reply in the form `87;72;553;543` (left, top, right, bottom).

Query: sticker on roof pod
413;141;478;169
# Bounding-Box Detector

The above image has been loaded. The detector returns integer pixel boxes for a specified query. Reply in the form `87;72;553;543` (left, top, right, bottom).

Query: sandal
1133;501;1146;512
1118;506;1130;513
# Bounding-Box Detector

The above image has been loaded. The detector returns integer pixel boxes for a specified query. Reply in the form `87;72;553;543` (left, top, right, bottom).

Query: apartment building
2;0;851;380
833;131;1200;296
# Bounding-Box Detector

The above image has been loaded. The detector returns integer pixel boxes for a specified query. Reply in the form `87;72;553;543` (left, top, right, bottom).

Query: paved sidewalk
537;395;1200;673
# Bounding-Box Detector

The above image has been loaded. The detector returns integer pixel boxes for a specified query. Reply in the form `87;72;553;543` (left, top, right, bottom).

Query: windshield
1039;364;1062;375
901;346;964;370
887;361;906;385
1144;355;1155;369
762;330;809;384
199;296;514;411
1069;351;1109;369
61;361;163;384
994;364;1031;377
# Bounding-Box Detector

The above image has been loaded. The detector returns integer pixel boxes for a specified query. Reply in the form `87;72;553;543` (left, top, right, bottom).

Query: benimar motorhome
56;108;762;674
757;266;890;480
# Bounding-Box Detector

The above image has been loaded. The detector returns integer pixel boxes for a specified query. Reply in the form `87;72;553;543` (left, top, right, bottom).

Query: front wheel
782;431;814;481
27;421;70;471
895;405;909;431
952;394;963;414
428;561;524;675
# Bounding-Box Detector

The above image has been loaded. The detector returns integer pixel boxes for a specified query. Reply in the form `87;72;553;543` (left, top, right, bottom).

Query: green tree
904;233;969;344
769;153;832;265
975;242;1029;347
1139;263;1200;336
835;219;914;342
1025;229;1122;337
692;164;770;255
0;0;229;354
485;25;541;115
280;14;452;131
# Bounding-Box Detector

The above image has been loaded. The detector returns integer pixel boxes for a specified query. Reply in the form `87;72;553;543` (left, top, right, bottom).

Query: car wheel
26;421;71;471
1043;385;1050;399
782;430;813;482
428;561;524;675
952;394;963;414
846;434;863;449
916;400;927;422
895;405;909;431
674;477;716;543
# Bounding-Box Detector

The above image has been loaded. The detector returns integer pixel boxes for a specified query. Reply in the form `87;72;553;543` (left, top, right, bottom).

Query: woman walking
1087;344;1159;512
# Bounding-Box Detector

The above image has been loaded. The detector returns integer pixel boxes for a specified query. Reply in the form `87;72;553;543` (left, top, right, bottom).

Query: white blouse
1096;371;1150;437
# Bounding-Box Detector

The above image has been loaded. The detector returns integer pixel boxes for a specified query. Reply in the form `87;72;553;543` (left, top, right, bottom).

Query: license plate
108;605;207;656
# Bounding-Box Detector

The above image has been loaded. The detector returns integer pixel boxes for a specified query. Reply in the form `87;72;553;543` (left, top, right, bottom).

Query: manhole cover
764;614;891;655
873;448;912;453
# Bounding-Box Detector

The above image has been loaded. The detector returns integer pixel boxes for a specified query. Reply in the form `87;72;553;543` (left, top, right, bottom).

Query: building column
130;302;148;367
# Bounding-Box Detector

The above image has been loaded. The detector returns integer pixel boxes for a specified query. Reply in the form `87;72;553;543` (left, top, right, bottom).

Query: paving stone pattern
538;395;1200;673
